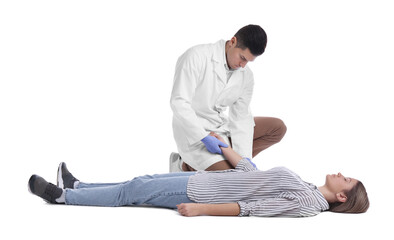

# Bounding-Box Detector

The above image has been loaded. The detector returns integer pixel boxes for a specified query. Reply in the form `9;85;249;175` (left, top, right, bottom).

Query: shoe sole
57;162;64;189
169;152;176;172
169;152;182;172
27;175;34;194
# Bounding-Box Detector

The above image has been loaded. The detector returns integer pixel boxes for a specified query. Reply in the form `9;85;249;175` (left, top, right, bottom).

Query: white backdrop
1;0;393;239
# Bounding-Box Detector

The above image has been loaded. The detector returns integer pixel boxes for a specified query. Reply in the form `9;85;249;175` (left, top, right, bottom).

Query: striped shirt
186;158;329;217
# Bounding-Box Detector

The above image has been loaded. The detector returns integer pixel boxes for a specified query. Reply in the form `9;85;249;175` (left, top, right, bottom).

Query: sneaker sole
57;162;64;189
169;152;183;172
27;176;33;194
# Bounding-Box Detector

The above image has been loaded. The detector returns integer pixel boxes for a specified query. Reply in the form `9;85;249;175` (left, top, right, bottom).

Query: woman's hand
209;132;225;142
177;203;240;217
177;203;203;217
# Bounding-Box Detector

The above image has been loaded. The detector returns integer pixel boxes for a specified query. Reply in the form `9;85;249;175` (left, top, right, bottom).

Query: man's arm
177;203;240;217
170;48;208;145
171;49;229;154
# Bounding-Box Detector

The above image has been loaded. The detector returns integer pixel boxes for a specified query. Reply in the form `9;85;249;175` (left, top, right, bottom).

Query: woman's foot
57;162;79;189
28;174;64;203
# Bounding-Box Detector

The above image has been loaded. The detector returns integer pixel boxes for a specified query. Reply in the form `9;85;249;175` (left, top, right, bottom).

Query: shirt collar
304;182;330;211
314;187;330;211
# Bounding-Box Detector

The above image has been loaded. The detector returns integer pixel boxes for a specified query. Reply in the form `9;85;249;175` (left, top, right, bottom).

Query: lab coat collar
212;39;246;72
212;40;245;84
223;41;231;71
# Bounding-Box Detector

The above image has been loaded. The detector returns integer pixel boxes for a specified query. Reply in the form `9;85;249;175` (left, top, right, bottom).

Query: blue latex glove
201;135;229;154
245;157;257;169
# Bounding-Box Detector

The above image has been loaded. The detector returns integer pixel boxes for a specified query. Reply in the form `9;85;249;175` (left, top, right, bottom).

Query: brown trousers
183;117;287;171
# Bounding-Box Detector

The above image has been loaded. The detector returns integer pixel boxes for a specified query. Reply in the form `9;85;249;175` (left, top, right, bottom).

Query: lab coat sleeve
170;48;208;145
228;70;255;159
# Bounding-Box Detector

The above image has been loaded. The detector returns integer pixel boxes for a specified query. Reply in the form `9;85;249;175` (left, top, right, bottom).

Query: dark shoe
28;174;63;203
57;162;79;189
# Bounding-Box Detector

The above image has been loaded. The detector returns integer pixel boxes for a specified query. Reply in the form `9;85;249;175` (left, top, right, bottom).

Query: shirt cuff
237;201;256;216
235;158;258;172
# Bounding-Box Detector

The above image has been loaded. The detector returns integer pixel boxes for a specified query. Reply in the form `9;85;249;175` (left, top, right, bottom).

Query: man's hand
201;134;228;154
177;203;203;217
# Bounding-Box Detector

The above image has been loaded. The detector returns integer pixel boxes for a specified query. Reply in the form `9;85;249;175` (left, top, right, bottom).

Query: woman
28;133;369;217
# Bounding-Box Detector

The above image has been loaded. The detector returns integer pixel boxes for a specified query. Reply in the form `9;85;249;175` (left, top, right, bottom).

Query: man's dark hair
234;24;267;56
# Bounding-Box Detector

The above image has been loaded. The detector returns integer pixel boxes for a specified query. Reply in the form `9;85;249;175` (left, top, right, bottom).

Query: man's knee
275;118;287;139
253;116;287;141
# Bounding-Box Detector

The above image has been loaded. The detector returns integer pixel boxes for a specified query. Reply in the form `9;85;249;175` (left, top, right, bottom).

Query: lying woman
28;133;369;217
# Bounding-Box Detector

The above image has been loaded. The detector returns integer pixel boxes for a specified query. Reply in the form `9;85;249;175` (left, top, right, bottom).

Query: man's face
226;37;257;70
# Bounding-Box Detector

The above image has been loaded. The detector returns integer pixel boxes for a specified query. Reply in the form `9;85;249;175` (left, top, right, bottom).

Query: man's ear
230;37;237;47
336;192;348;203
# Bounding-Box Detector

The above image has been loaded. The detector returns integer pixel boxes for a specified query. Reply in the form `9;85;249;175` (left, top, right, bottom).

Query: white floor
5;194;390;240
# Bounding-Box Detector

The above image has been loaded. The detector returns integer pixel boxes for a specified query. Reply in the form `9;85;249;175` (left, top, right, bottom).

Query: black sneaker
57;162;79;189
28;174;63;204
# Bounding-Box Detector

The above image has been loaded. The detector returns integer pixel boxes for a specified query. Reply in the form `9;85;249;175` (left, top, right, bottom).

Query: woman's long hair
329;181;369;213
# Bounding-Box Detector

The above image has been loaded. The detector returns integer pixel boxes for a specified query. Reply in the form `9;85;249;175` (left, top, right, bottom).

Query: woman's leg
65;172;195;208
252;117;287;158
77;172;194;189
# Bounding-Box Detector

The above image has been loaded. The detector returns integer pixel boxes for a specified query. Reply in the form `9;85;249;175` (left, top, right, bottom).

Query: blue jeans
65;172;195;208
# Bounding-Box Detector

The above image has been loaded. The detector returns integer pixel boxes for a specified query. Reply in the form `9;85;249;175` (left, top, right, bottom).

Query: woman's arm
177;203;240;217
209;132;242;168
221;145;243;168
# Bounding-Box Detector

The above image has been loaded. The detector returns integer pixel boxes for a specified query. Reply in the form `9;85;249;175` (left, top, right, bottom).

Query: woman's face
326;172;358;194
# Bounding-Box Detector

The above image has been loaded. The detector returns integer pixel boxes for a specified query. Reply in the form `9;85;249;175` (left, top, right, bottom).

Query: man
170;24;286;172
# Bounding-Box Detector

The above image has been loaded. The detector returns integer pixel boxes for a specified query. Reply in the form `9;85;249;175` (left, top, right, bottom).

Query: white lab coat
170;40;255;170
